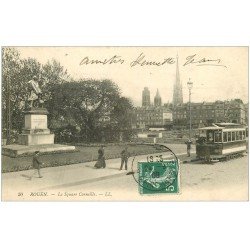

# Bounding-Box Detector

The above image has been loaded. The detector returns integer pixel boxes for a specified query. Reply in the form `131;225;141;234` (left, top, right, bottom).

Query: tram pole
187;78;193;140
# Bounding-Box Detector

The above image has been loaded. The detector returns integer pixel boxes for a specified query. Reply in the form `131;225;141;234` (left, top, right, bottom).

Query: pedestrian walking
120;146;129;170
94;145;106;168
29;151;43;179
185;139;192;157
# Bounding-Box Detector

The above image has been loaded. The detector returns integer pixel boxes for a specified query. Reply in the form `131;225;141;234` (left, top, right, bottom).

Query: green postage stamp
138;160;180;195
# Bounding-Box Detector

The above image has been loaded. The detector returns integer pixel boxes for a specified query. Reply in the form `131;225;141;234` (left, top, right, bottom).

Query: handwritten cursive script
183;54;227;68
79;55;125;65
79;53;227;69
130;53;175;67
79;53;175;68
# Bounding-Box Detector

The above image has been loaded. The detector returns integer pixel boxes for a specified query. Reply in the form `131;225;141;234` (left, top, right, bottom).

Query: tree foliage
2;47;134;142
2;48;69;134
48;79;132;142
110;97;135;140
2;48;42;132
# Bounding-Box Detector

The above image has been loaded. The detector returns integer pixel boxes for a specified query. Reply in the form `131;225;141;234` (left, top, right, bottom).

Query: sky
16;47;248;106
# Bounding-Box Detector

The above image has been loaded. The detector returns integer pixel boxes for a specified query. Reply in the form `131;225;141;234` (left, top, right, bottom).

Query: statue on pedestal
27;76;44;108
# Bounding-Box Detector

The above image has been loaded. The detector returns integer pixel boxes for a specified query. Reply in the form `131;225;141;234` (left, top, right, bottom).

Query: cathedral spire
173;54;183;106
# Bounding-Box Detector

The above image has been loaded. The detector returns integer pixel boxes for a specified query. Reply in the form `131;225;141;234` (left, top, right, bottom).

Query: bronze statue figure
27;76;44;108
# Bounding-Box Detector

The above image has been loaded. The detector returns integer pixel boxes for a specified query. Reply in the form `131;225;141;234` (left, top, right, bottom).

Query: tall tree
2;48;134;143
110;97;134;140
2;48;20;134
2;47;22;141
2;48;70;135
2;49;42;133
48;79;121;142
41;59;70;102
2;48;42;135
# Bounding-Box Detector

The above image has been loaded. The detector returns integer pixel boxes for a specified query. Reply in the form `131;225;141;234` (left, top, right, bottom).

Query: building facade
133;59;247;132
132;88;173;129
131;106;173;129
173;100;247;129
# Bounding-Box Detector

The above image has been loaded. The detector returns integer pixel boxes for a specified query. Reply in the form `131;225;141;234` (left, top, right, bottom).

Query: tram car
196;123;247;161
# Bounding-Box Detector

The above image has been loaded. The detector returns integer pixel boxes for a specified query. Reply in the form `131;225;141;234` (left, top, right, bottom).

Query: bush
52;125;78;143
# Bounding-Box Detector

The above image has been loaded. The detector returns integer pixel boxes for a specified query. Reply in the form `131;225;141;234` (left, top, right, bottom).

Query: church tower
172;55;183;106
142;87;150;106
154;89;162;106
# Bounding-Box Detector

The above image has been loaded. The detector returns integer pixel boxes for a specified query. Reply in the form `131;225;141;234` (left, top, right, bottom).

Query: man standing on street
120;146;129;171
29;151;43;179
185;139;192;157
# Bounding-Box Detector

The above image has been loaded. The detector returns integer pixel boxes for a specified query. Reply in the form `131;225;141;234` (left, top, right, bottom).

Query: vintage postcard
1;46;248;201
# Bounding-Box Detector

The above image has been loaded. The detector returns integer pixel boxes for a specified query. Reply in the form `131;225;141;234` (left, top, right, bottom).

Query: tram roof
198;126;224;130
199;123;245;130
214;123;241;127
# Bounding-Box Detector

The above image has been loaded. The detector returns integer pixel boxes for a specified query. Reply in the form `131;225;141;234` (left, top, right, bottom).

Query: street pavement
1;143;248;201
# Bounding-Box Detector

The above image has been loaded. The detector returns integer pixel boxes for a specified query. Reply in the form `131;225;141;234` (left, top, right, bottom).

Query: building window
228;132;232;141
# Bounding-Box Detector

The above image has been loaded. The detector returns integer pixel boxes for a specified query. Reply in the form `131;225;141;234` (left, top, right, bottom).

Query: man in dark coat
120;146;129;171
29;151;43;179
185;139;192;157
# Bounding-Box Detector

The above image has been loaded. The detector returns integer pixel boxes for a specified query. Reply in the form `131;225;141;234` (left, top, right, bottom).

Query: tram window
242;131;245;139
199;130;206;138
228;132;231;141
214;131;222;142
236;131;240;140
232;132;236;141
223;132;227;142
207;131;214;142
239;131;242;140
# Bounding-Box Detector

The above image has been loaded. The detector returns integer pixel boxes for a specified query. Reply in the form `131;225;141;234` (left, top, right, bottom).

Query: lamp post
187;78;193;140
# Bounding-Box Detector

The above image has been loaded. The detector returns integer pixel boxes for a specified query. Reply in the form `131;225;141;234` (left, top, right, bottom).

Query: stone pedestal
3;108;76;157
18;108;54;146
2;144;76;157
